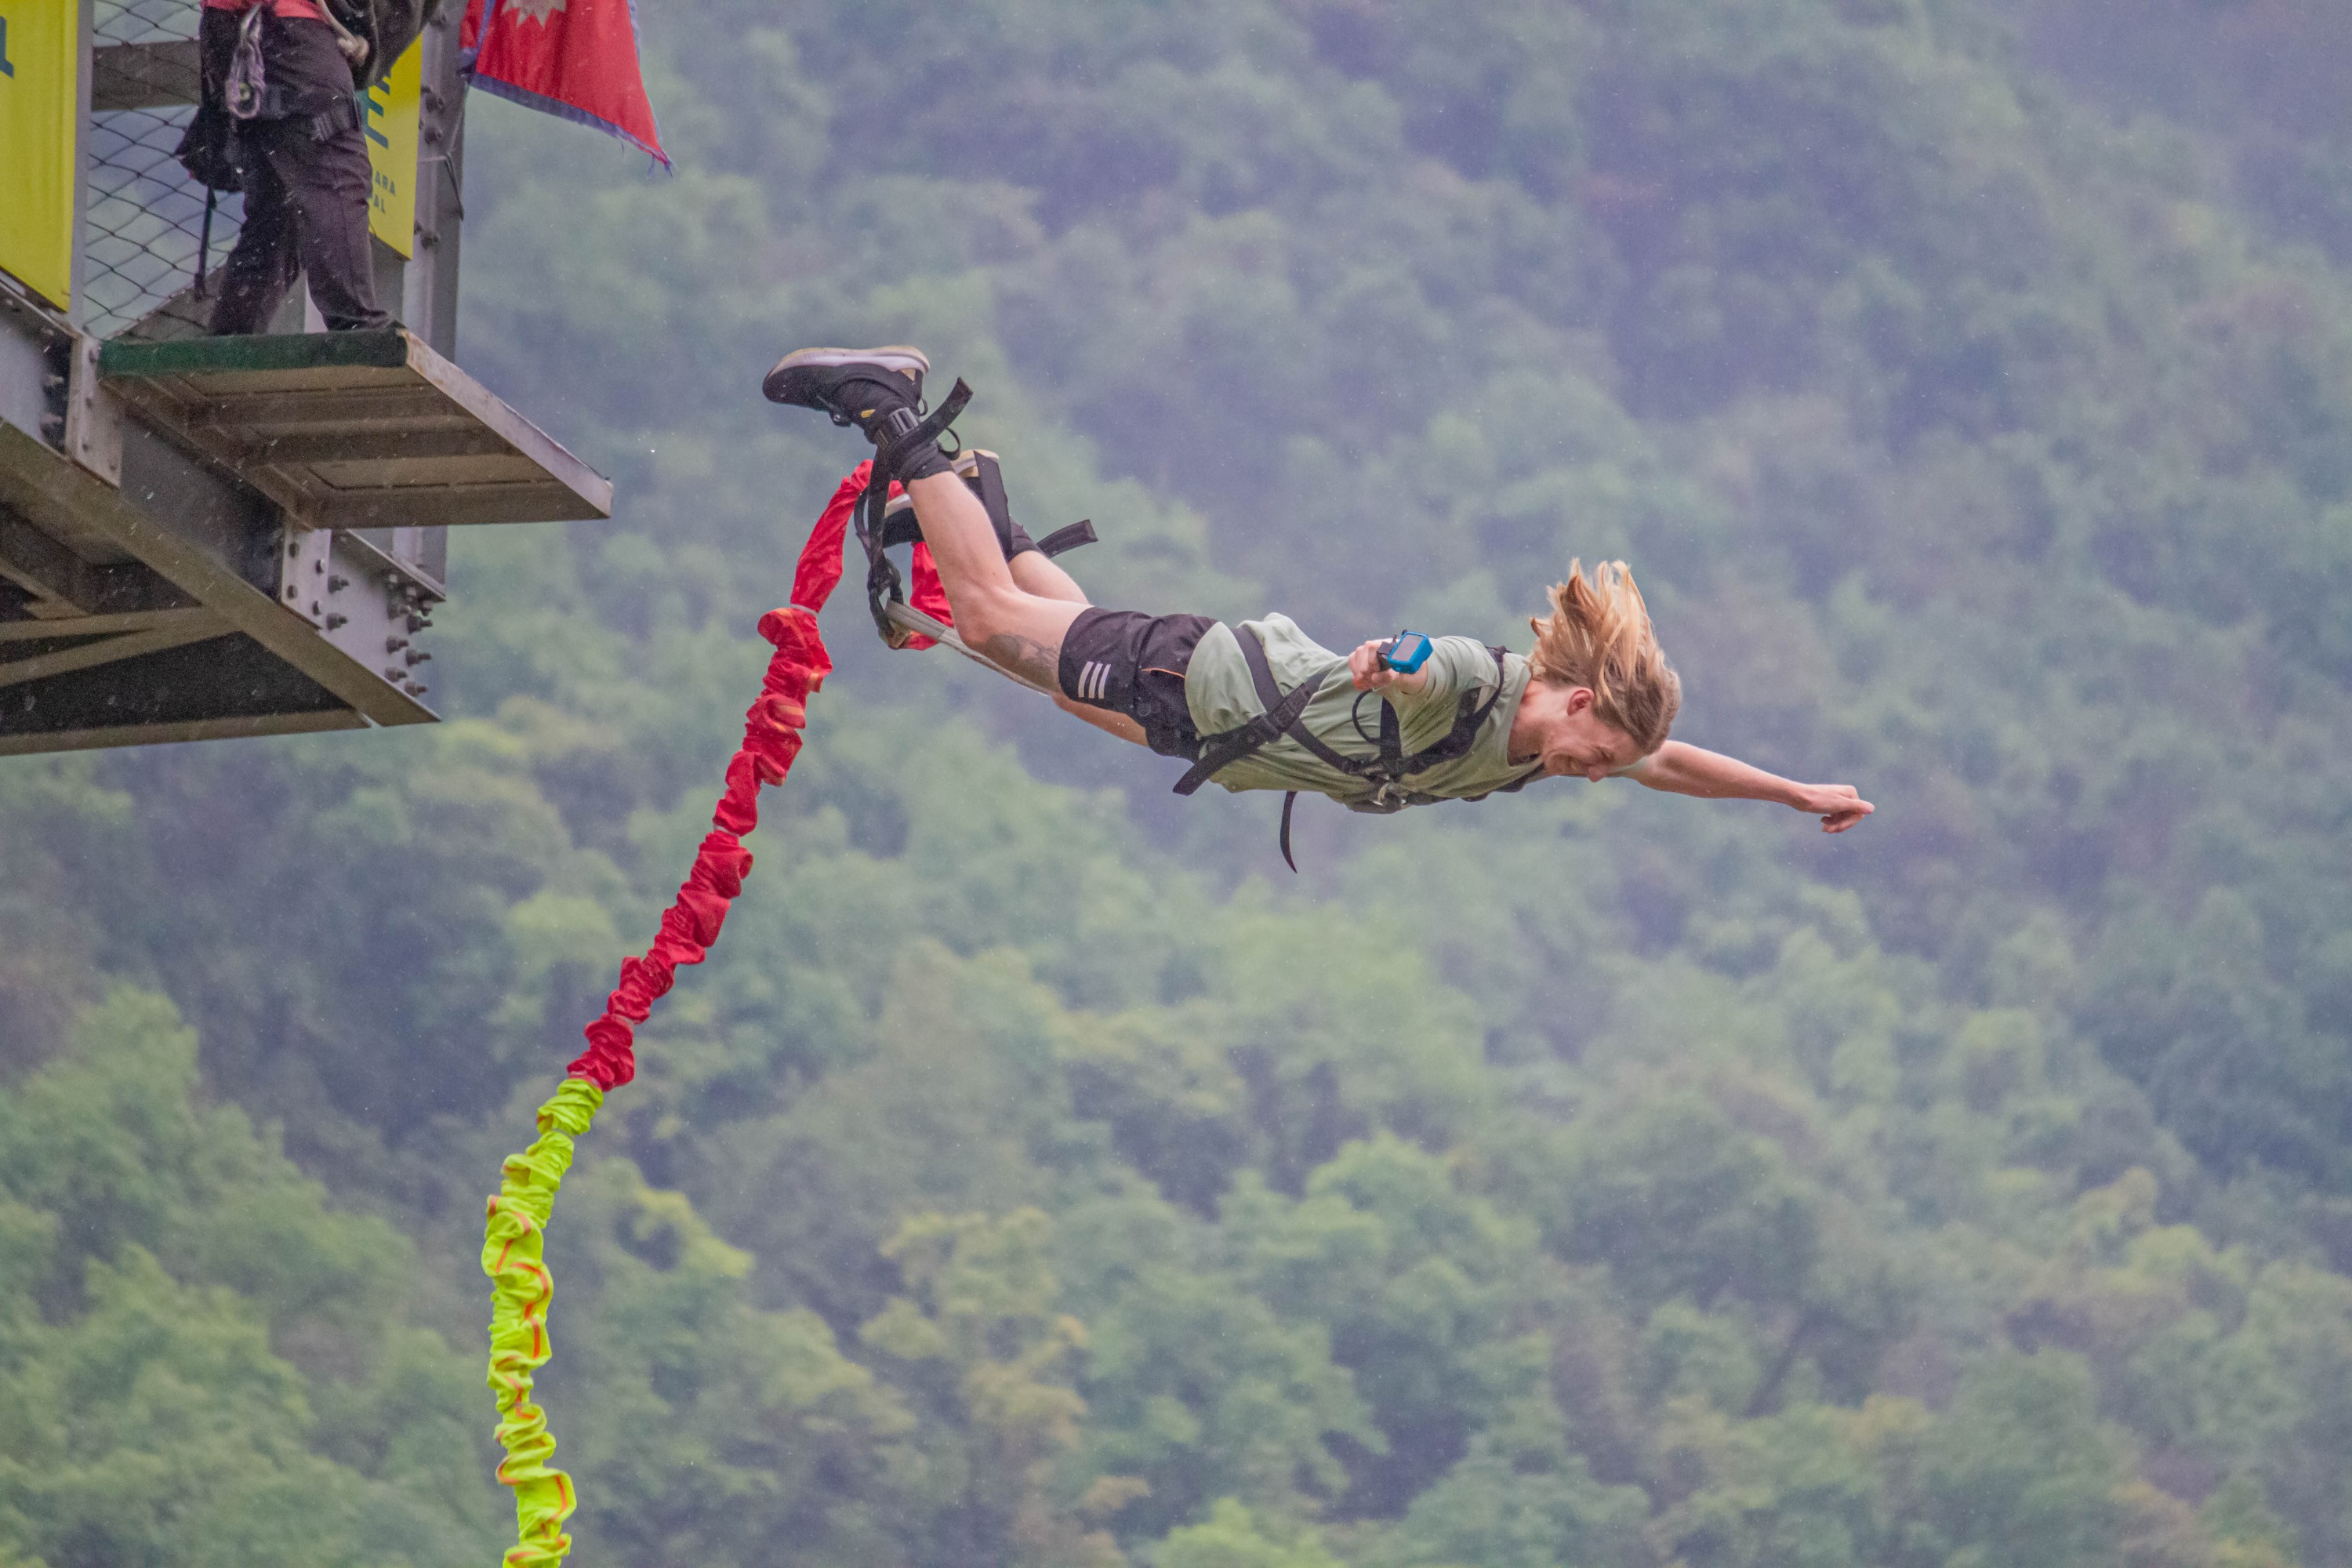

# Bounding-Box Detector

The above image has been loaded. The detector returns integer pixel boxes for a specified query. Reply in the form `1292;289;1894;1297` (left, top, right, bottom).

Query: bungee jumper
470;351;1876;1568
764;345;1873;865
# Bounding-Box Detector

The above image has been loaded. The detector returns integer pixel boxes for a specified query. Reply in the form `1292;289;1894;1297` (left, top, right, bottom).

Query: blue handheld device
1378;630;1434;674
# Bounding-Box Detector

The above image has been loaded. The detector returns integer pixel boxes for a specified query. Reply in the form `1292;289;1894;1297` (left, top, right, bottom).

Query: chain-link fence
85;0;234;341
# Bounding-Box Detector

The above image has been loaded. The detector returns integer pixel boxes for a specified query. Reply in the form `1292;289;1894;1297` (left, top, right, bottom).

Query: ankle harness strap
853;379;971;644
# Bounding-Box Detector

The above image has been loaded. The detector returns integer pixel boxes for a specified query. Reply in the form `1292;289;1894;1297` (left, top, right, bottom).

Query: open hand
1797;785;1873;833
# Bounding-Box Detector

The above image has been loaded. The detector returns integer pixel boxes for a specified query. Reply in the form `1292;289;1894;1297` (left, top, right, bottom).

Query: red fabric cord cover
487;465;948;1566
787;460;951;644
564;462;948;1089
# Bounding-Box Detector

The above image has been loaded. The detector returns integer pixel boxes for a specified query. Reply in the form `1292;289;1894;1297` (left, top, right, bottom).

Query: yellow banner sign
363;38;422;259
0;2;79;307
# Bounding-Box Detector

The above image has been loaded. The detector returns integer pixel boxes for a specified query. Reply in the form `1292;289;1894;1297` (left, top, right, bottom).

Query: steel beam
0;617;228;690
0;416;432;728
0;605;224;643
0;629;361;755
0;506;190;615
0;709;363;756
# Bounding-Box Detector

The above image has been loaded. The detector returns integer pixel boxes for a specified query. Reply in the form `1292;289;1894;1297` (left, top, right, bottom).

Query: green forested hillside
5;3;2352;1565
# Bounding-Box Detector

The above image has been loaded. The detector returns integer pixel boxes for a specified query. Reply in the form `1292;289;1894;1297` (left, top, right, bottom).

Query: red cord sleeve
565;470;874;1088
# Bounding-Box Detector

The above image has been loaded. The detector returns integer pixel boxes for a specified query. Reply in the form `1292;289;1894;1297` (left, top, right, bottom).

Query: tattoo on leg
981;633;1062;688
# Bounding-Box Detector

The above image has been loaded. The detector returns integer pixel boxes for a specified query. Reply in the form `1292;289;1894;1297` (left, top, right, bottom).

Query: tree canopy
6;2;2352;1564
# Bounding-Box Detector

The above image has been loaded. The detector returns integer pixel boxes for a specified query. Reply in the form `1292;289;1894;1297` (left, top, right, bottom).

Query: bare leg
1005;552;1149;744
904;473;1089;688
1009;549;1087;604
906;476;1152;746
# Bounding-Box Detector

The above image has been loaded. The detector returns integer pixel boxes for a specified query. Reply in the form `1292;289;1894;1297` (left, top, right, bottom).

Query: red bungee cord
567;459;944;1088
483;462;940;1568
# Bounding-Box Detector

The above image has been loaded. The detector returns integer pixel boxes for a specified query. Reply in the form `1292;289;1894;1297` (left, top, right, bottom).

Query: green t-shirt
1182;615;1544;807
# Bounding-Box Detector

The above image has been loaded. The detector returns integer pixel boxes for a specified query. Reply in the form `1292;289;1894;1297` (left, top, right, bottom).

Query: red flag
461;0;669;169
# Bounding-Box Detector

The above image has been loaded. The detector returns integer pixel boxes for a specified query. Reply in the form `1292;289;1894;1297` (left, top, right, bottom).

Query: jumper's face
1514;681;1642;782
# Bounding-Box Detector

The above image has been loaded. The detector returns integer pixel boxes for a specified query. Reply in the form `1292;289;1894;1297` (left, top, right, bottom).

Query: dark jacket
332;0;443;91
179;0;441;188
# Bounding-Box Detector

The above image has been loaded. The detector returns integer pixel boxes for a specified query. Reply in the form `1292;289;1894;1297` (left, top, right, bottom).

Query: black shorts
1058;608;1214;759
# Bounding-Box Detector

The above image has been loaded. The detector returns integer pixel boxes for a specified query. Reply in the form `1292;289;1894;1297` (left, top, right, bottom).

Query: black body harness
874;461;1098;561
851;389;1527;869
855;380;971;644
1173;625;1542;870
851;380;1098;644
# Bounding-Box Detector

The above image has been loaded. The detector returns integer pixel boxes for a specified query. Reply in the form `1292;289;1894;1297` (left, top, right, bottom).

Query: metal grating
85;0;238;340
95;0;194;45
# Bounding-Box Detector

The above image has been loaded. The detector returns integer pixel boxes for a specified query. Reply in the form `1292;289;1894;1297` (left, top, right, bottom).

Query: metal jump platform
0;1;611;755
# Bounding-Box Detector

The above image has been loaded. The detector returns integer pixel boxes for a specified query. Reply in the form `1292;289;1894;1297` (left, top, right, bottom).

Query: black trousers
201;13;391;336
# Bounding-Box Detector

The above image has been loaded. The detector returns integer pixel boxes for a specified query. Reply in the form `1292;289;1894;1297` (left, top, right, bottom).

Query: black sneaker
761;345;929;441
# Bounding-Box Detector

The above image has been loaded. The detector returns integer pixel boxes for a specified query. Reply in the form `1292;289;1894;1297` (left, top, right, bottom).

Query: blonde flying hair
1528;560;1681;757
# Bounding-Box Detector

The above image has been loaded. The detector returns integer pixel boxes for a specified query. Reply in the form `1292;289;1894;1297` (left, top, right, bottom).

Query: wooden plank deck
100;330;614;531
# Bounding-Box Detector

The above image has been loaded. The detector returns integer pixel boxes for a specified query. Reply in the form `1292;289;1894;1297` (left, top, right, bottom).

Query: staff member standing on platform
180;0;436;335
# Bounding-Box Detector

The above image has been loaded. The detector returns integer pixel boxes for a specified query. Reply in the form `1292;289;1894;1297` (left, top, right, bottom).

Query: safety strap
877;451;1097;561
1172;624;1523;867
880;510;1098;559
1181;626;1512;790
302;94;361;140
1355;672;1507;797
1171;648;1327;797
194;187;218;297
969;448;1018;556
243;88;365;138
854;379;971;644
1035;520;1099;558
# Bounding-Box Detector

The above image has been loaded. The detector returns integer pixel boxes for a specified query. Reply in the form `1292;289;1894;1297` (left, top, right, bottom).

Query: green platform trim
99;330;414;380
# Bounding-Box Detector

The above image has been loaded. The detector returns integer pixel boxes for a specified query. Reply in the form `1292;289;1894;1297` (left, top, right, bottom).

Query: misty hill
4;3;2350;1565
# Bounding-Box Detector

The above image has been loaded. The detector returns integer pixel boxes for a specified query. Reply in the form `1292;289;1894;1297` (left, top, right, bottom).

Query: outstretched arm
1628;742;1874;833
